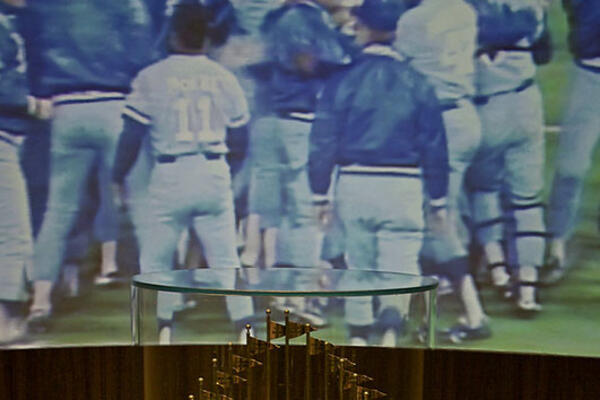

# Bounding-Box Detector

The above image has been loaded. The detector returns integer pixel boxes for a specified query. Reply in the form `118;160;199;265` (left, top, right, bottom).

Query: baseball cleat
491;265;511;288
94;271;126;287
540;239;567;286
539;257;567;286
26;308;52;334
516;299;542;318
449;323;492;342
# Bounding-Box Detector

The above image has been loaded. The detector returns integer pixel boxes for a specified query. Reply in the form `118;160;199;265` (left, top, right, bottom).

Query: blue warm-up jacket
308;44;448;203
23;0;155;97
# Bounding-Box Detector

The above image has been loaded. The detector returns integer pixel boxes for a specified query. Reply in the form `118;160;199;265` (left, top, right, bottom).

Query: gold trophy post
284;310;291;400
265;309;272;400
245;324;253;400
305;323;312;400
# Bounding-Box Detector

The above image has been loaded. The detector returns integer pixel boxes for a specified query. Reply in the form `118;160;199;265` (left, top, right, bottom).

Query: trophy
187;309;387;400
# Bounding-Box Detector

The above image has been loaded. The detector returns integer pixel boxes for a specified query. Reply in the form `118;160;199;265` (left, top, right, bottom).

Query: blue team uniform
547;0;600;242
309;43;448;329
0;3;34;304
247;1;349;267
28;0;155;284
465;0;546;284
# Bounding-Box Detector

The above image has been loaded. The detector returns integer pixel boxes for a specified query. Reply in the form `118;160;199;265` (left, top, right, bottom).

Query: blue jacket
24;0;155;97
0;4;36;136
259;1;350;114
563;0;600;64
309;44;448;202
466;0;540;51
145;0;167;34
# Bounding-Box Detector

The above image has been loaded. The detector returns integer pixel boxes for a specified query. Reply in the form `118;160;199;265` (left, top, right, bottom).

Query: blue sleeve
467;0;539;48
414;74;448;202
115;0;157;74
563;0;600;60
16;4;46;96
226;124;249;176
0;19;29;112
112;115;150;184
144;0;167;34
308;72;345;199
264;6;348;73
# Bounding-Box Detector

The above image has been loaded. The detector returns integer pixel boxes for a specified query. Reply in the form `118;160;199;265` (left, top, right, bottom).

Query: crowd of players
0;0;598;346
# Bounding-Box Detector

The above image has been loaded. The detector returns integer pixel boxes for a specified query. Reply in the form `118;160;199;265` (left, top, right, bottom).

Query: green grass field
7;3;600;357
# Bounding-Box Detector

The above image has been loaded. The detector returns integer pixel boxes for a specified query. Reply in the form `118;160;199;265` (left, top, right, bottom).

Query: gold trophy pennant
343;371;375;390
231;354;262;374
216;370;248;391
328;354;357;371
286;320;316;339
328;354;338;375
307;336;336;356
247;335;280;356
354;386;387;399
267;319;287;340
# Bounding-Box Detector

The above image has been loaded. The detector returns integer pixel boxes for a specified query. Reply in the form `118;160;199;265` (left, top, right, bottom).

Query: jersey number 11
174;96;212;143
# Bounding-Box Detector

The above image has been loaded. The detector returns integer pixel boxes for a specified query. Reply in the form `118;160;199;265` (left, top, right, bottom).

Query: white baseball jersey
124;54;250;156
394;0;478;100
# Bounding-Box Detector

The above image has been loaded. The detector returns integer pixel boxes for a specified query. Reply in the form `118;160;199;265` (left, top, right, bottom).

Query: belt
579;57;600;68
156;153;223;163
0;131;23;147
440;101;460;112
439;95;473;112
339;164;421;178
53;91;126;106
576;59;600;73
473;79;535;106
276;110;315;123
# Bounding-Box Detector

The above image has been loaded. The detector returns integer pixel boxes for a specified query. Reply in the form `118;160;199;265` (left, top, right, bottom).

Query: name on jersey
167;77;218;94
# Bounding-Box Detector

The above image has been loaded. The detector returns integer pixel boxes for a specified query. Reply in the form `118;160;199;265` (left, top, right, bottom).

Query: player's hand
28;97;53;120
111;183;128;211
427;206;448;237
294;52;318;75
314;202;333;231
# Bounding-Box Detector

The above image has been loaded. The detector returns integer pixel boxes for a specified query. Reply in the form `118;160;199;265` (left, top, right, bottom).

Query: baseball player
112;1;254;343
465;0;548;315
394;0;490;341
240;0;352;326
0;0;51;342
309;0;449;345
244;0;350;270
26;0;155;330
545;0;600;282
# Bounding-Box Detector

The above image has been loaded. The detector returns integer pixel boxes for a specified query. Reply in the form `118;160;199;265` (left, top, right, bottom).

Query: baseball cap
351;0;407;32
